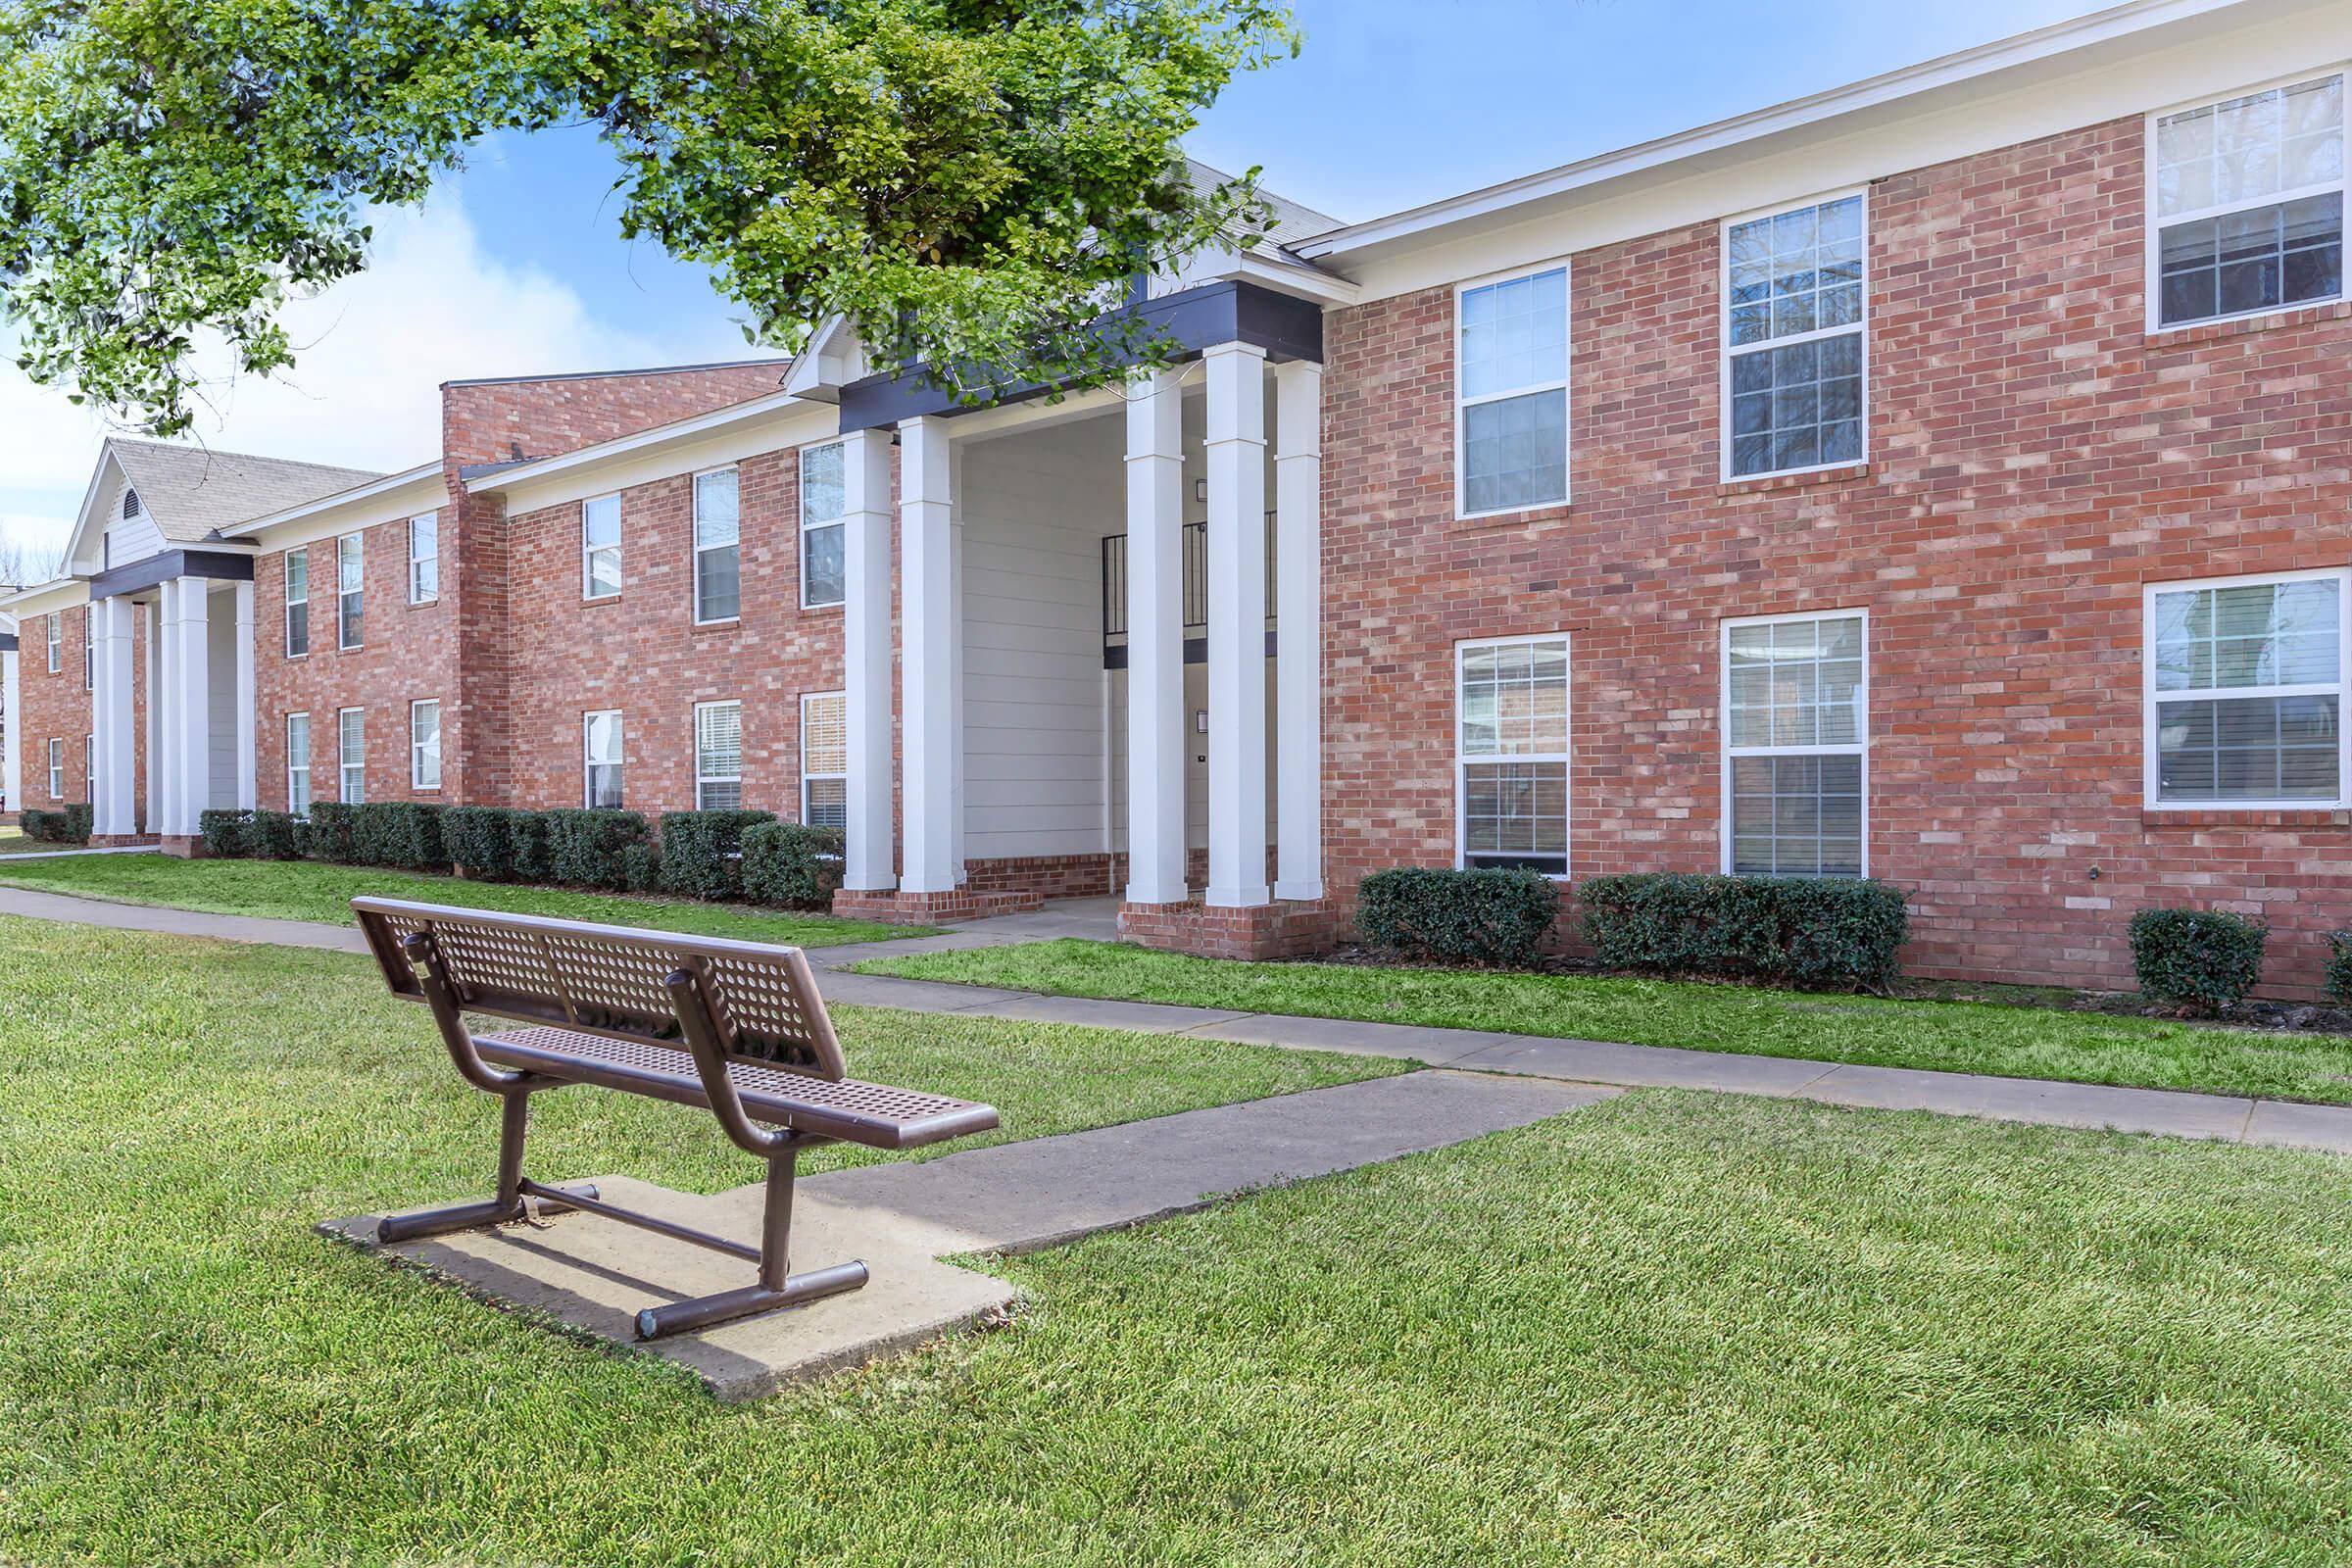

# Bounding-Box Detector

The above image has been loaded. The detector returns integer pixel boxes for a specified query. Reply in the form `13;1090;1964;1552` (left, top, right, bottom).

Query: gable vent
122;488;141;520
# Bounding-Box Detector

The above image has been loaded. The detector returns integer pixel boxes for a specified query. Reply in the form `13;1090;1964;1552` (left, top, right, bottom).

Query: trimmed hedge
443;806;522;880
1356;866;1560;965
2131;908;2266;1012
198;808;252;858
21;805;93;844
620;840;663;894
2328;932;2352;1007
1580;872;1910;989
350;802;446;871
544;809;650;891
658;809;775;902
742;822;845;909
249;809;307;860
304;802;358;864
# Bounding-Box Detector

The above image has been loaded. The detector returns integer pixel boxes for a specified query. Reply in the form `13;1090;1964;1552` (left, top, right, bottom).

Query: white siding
207;587;238;808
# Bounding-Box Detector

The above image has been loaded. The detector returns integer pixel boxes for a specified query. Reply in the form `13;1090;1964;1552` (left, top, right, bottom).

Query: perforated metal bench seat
476;1025;999;1151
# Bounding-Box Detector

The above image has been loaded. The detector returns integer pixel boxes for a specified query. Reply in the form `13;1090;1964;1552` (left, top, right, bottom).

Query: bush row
18;804;92;845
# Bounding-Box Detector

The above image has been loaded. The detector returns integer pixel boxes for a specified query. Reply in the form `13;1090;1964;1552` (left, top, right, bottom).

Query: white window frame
46;612;60;673
1453;259;1573;521
82;612;92;692
583;709;623;808
694;699;744;810
800;690;847;825
2144;67;2352;334
410;699;442;791
336;532;364;651
408;513;439;606
692;466;742;626
286;712;312;818
797;439;848;610
2141;564;2352;809
46;738;63;800
338;708;366;803
1451;631;1572;879
582;493;622;601
1719;607;1872;877
284;545;311;658
83;735;92;800
1719;188;1870;484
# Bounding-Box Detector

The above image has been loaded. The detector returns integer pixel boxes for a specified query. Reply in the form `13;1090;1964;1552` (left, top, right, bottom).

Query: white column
1273;360;1325;903
164;577;213;838
949;444;967;886
1203;341;1272;908
840;427;897;892
899;415;959;895
1124;367;1189;906
1;644;19;816
90;597;137;836
233;581;257;809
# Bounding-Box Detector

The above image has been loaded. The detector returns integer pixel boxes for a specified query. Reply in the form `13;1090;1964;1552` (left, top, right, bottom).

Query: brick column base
1117;896;1342;960
159;835;213;859
833;886;1047;925
93;834;161;850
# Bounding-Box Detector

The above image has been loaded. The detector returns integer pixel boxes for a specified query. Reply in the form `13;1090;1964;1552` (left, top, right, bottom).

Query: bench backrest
353;897;847;1080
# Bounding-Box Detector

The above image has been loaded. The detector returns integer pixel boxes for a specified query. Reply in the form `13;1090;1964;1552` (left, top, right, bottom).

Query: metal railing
1102;516;1276;643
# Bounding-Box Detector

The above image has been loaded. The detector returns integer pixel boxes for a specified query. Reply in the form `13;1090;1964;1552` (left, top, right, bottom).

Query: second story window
285;547;310;657
336;533;364;650
583;494;622;599
47;612;60;673
1726;193;1865;479
799;442;847;608
2153;74;2346;328
82;612;92;691
408;513;438;605
1456;265;1569;517
694;468;741;624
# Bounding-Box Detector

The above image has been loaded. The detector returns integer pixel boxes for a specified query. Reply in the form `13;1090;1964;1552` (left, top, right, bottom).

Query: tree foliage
0;0;1298;434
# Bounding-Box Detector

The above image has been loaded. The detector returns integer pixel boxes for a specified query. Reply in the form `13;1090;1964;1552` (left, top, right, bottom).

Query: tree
0;0;1297;436
0;534;65;592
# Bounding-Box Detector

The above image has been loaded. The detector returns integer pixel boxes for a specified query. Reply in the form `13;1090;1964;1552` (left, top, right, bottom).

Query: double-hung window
285;547;311;657
1725;193;1866;478
1723;612;1867;877
46;739;63;800
799;443;847;608
583;494;622;599
801;692;847;827
338;709;366;803
1456;266;1569;516
286;713;313;818
584;710;624;808
693;469;741;623
82;612;92;692
1455;636;1570;876
336;533;364;650
408;513;438;605
411;700;441;790
46;613;60;673
83;736;92;800
2152;74;2346;328
695;700;743;809
2146;569;2347;806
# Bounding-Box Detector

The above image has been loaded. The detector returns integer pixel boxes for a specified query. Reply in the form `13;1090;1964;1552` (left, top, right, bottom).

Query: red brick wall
19;607;92;806
1318;113;2352;996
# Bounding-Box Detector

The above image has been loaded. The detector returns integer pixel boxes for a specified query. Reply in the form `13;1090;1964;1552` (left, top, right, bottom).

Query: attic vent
122;489;141;520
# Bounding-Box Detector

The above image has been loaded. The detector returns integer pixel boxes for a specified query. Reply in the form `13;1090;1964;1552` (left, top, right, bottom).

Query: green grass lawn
862;938;2352;1104
0;851;931;946
0;824;60;855
2;921;2346;1564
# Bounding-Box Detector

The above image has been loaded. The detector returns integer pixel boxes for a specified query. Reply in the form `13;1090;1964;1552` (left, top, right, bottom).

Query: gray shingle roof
1184;160;1343;252
108;438;386;544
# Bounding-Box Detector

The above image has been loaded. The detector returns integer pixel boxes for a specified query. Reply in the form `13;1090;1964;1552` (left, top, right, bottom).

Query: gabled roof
1185;160;1344;254
105;438;384;546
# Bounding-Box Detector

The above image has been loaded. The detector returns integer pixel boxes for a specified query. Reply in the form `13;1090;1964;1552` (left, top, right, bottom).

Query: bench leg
376;1090;599;1246
633;1152;868;1340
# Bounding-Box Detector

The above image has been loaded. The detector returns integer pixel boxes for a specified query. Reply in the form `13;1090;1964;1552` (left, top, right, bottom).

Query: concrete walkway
6;882;2349;1154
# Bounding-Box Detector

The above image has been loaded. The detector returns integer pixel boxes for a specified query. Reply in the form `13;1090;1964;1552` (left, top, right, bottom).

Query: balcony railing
1101;517;1276;665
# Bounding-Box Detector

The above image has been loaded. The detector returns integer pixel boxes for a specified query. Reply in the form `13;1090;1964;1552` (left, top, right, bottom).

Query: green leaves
0;0;1298;432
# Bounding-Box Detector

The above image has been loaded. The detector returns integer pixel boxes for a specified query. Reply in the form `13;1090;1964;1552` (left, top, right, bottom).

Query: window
801;692;847;827
46;613;59;673
82;612;92;692
336;533;364;650
799;443;847;608
583;494;622;599
1725;193;1866;478
284;547;310;657
411;700;441;790
1454;636;1570;875
286;713;313;818
338;709;366;803
2152;74;2346;328
1723;612;1868;877
583;710;624;808
1456;266;1569;516
84;735;92;801
694;468;741;623
2146;569;2346;806
46;739;62;801
695;700;743;809
408;513;438;605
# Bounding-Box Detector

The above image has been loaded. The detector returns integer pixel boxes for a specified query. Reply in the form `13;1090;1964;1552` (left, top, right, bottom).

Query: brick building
7;0;2351;992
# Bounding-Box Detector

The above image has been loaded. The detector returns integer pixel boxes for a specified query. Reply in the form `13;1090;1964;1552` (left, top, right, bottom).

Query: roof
107;438;385;545
442;356;794;390
1185;160;1344;253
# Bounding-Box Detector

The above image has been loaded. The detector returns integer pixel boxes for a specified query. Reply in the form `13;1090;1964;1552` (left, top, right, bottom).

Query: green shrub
248;809;307;860
2328;932;2352;1007
509;809;554;884
2131;908;2266;1012
742;822;846;909
64;803;92;843
20;806;90;845
544;809;649;890
443;806;521;880
1580;872;1910;989
304;802;357;863
619;840;662;895
1355;866;1560;965
658;809;776;902
349;802;446;870
198;808;252;858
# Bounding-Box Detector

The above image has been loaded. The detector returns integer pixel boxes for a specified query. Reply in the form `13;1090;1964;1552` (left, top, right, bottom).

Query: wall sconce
1195;709;1209;734
1193;478;1208;503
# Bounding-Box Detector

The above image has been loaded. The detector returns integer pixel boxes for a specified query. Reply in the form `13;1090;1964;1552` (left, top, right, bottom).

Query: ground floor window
1723;611;1867;877
801;692;847;828
695;701;742;810
2146;568;2347;807
339;709;366;804
1455;634;1570;875
286;713;312;818
584;710;623;808
47;738;63;800
411;700;441;791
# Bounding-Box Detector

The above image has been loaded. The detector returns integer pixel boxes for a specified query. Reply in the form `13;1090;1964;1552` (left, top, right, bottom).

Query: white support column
1124;367;1189;906
1203;340;1272;909
1;643;19;816
949;444;967;886
1273;359;1325;903
899;415;960;895
150;596;173;836
90;597;137;837
164;577;213;838
840;427;897;893
233;581;258;809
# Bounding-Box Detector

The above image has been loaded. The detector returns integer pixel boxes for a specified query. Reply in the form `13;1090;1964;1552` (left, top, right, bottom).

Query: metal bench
352;897;1000;1340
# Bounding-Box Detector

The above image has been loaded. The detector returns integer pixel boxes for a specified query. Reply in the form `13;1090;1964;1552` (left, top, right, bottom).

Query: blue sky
0;0;2103;569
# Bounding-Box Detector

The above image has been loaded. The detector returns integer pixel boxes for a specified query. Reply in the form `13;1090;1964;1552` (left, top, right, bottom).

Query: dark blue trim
89;548;256;602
